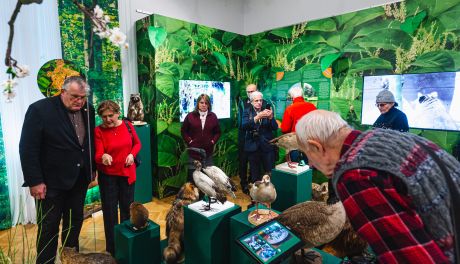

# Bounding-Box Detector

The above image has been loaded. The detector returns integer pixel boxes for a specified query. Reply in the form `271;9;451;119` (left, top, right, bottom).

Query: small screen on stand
236;220;303;264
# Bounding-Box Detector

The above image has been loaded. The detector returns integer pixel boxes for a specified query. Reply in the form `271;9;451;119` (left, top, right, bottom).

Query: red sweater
95;121;141;184
181;111;221;160
280;97;317;133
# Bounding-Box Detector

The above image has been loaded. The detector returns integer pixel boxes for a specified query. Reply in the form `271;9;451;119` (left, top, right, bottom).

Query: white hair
296;110;348;149
62;76;91;95
249;91;263;102
288;84;303;98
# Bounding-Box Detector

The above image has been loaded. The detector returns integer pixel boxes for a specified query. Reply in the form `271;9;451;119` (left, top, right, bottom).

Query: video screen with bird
236;220;302;264
362;71;460;131
179;80;231;122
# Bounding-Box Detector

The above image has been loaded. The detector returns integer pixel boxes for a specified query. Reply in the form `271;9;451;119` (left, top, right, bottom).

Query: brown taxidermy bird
249;174;277;218
276;195;346;248
311;181;368;259
60;247;116;264
127;93;144;121
129;202;149;230
269;132;299;168
163;183;199;264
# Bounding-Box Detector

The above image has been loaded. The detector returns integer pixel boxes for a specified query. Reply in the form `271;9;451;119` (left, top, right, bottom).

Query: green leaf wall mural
136;0;460;198
0;116;12;230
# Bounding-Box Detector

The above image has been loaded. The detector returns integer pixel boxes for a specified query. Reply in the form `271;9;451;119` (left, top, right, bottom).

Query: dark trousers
35;172;88;264
247;150;275;183
238;138;249;189
98;172;135;256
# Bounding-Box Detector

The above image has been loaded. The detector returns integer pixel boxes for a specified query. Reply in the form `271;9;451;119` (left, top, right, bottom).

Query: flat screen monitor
236;219;303;264
362;72;460;131
179;80;231;122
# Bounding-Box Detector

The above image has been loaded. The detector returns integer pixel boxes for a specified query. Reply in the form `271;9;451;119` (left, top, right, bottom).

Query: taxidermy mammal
127;93;144;121
163;183;199;264
60;247;117;264
130;202;149;230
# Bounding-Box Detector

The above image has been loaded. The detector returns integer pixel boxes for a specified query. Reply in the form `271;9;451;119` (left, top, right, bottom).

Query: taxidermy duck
249;174;277;218
269;132;299;168
201;164;237;198
164;182;199;264
311;182;329;202
192;160;227;210
276;190;346;261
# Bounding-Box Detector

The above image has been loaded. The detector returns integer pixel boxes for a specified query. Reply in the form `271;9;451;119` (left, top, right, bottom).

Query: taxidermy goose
311;180;368;259
276;190;346;260
201;165;237;198
269;132;299;168
192;160;227;210
249;174;277;219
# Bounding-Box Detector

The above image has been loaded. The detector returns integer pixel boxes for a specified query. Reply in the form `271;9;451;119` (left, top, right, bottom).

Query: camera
265;103;271;110
251;130;259;138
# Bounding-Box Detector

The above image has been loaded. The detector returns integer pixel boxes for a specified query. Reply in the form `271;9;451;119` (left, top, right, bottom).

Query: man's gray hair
296;110;348;148
288;84;303;98
249;91;263;102
62;76;91;95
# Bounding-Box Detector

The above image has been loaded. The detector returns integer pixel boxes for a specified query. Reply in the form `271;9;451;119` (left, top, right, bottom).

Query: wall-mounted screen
179;80;231;122
362;72;460;131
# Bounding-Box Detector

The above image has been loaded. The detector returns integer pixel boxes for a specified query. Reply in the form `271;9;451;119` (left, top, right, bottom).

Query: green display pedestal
134;124;152;203
312;248;342;263
114;219;160;264
229;205;281;264
271;167;312;211
184;202;241;264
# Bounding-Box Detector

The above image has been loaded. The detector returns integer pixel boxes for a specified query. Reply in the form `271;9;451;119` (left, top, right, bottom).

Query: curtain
0;0;62;225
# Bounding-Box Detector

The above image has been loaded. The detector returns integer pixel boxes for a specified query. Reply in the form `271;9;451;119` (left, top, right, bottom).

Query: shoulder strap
418;142;460;262
123;119;134;146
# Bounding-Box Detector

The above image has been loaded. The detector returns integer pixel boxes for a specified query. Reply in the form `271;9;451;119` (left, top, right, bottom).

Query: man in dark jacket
373;90;409;132
19;76;95;264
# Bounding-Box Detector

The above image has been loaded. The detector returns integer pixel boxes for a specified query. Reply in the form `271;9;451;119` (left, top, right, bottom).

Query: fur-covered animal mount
127;93;146;125
129;202;149;231
60;247;117;264
163;183;199;264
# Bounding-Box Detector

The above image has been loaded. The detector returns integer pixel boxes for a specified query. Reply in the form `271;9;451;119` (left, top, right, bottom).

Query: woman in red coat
181;94;221;182
95;100;141;256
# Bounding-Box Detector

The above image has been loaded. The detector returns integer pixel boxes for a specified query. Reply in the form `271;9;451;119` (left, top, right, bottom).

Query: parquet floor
0;177;251;263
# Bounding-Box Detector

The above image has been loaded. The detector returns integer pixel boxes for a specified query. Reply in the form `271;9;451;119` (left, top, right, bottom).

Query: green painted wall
137;0;460;198
0;117;12;230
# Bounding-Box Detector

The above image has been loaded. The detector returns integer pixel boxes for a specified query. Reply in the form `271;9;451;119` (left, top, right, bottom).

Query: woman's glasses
375;103;388;108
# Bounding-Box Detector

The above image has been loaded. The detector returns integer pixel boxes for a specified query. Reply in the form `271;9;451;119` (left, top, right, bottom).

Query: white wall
243;0;401;35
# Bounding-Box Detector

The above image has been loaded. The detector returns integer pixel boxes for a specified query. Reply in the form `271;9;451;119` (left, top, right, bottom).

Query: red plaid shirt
336;130;450;263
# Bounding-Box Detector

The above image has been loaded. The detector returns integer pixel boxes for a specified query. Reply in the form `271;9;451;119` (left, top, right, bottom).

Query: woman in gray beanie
373;90;409;132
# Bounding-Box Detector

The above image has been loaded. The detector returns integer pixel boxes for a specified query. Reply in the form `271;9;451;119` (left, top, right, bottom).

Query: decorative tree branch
4;0;22;68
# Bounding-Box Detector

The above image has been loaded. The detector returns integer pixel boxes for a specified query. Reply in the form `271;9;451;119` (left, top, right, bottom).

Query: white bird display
192;160;226;210
201;165;237;199
249;174;277;219
269;132;299;168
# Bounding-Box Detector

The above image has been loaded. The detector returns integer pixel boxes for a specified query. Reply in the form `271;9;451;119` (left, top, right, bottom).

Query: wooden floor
0;177;251;263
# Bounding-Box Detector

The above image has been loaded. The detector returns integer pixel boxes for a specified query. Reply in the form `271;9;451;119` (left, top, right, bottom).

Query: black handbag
123;119;141;167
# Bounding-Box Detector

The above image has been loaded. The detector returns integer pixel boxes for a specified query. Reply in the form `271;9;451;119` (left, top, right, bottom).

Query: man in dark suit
19;76;95;264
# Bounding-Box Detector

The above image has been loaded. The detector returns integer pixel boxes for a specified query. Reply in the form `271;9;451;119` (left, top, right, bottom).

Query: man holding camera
241;91;278;183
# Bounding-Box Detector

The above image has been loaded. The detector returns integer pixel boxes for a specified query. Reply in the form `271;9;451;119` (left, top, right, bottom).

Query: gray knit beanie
376;90;396;103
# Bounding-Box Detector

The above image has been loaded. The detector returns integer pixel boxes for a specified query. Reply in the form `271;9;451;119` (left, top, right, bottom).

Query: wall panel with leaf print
0;116;12;230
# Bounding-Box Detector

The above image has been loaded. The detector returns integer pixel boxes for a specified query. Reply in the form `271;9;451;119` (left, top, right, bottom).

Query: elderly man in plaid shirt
295;110;458;263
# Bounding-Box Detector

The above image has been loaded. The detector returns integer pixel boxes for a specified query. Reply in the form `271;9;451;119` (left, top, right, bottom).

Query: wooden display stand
134;124;152;203
229;205;282;264
271;163;312;211
114;219;161;264
184;201;241;264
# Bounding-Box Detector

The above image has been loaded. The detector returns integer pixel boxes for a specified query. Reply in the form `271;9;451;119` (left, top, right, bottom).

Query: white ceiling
130;0;401;35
